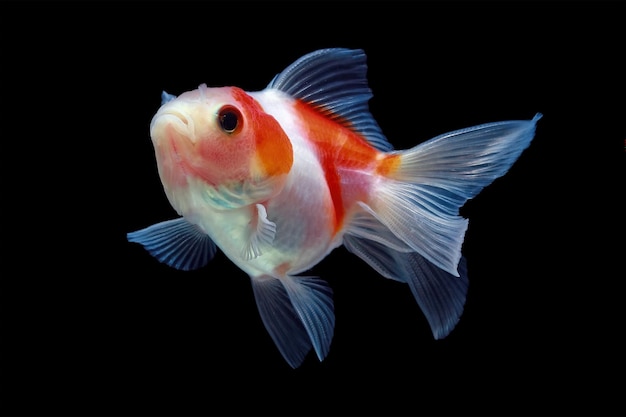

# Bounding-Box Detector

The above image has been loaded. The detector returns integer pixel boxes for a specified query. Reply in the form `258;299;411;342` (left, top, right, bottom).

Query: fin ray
370;114;541;275
267;48;393;152
127;218;216;271
346;202;414;254
344;234;468;339
242;204;277;260
251;275;335;368
251;276;312;368
281;276;335;361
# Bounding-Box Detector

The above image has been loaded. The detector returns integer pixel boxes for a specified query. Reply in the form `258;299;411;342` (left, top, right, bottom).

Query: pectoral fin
127;218;217;271
242;204;276;260
251;275;334;368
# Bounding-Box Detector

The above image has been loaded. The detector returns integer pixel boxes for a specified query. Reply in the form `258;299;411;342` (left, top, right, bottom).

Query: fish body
128;48;541;368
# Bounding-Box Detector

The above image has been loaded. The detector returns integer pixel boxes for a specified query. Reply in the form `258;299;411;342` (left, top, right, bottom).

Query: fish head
149;84;293;210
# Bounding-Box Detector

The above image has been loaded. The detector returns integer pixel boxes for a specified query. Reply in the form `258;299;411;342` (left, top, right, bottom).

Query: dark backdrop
3;1;624;416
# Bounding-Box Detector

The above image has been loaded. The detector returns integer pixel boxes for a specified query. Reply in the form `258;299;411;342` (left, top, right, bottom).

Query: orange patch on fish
255;128;293;177
375;153;401;176
273;262;292;277
231;88;294;177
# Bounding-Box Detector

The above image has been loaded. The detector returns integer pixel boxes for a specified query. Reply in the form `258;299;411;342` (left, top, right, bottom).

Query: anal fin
344;233;468;339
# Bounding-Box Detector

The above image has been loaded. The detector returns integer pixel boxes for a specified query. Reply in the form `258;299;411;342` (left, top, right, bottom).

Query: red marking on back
293;100;384;234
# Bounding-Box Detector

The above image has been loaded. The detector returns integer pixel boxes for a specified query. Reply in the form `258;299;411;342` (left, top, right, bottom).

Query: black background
2;1;624;416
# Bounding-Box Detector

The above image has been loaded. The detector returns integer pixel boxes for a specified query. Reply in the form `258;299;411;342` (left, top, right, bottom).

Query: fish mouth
150;108;197;144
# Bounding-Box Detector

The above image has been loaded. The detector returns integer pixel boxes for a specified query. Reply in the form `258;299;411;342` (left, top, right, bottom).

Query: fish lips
150;108;198;146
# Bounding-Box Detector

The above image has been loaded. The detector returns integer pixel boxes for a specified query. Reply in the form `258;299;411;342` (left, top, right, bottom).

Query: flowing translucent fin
405;254;468;339
344;234;468;339
346;202;414;254
370;114;542;276
251;277;311;368
281;276;335;362
127;218;217;271
251;275;334;368
241;204;276;260
267;48;393;152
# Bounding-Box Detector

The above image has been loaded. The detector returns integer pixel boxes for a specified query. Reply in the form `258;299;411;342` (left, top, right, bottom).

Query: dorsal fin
267;48;393;152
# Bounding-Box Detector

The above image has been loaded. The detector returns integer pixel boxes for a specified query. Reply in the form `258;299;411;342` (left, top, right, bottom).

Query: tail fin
368;113;541;276
344;114;540;338
344;233;468;339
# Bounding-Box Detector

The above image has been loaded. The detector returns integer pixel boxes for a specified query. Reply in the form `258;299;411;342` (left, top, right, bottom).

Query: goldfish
128;48;541;368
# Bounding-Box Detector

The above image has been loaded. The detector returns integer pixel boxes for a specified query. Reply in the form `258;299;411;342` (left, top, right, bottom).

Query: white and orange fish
128;48;541;368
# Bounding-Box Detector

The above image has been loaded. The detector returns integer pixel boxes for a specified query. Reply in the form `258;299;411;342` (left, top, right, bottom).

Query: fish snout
150;108;198;144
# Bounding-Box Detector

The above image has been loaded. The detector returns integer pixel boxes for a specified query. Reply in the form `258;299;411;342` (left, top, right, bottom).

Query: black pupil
219;109;239;132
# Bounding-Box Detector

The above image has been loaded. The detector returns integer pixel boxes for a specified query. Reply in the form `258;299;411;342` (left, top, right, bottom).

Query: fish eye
217;105;242;134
